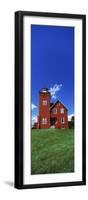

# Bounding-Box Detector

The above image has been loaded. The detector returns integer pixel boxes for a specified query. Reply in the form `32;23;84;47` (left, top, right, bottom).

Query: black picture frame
15;11;86;189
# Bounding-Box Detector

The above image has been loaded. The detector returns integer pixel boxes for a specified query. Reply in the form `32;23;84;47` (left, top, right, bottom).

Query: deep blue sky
31;25;74;120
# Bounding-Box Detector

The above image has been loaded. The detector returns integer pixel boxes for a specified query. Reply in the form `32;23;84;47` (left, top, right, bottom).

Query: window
41;118;47;125
53;108;57;114
61;117;65;124
42;100;47;106
60;108;64;113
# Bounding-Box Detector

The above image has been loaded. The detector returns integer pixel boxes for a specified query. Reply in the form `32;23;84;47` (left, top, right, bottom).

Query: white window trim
41;118;47;125
42;100;47;106
61;117;65;124
53;108;57;114
60;108;64;114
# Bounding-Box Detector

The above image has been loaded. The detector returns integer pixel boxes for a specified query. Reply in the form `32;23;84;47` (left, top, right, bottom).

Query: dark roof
50;99;68;111
50;103;54;107
39;88;50;94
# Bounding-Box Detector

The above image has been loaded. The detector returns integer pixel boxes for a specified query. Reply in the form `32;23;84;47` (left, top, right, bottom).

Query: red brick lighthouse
37;88;68;129
38;88;50;128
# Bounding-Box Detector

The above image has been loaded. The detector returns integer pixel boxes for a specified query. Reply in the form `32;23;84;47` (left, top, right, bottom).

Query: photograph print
15;11;86;189
31;25;74;175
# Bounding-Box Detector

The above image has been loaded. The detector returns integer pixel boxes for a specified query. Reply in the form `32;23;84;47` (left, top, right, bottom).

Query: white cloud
49;84;62;99
68;114;74;121
32;116;37;126
32;103;37;110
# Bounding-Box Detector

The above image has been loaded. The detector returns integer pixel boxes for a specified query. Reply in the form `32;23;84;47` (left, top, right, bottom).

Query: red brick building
37;88;68;129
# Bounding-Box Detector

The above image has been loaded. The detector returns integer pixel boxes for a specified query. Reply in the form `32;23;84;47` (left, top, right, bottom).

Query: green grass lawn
31;128;74;174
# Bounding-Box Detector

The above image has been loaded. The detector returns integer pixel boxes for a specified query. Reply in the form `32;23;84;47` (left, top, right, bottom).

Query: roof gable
50;99;68;111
